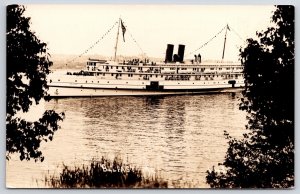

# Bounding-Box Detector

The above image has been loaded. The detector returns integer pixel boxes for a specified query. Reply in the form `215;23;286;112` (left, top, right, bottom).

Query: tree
6;5;64;162
206;5;294;188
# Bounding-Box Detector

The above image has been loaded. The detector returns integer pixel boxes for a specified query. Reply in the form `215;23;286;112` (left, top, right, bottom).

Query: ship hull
47;85;244;97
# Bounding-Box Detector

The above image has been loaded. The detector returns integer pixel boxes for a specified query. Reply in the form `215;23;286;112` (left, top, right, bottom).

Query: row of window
72;73;241;79
58;78;244;85
96;65;243;71
69;74;239;83
66;79;244;85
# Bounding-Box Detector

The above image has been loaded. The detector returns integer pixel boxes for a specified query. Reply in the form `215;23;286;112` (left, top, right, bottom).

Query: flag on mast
121;19;126;42
227;24;231;31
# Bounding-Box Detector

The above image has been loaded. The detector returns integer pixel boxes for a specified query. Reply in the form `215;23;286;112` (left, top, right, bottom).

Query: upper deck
84;58;244;76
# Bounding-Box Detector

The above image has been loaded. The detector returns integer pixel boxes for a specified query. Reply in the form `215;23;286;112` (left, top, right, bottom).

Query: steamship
47;20;245;97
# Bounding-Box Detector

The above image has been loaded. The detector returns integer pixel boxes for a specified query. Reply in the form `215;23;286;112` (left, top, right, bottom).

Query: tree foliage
206;5;294;188
6;5;64;162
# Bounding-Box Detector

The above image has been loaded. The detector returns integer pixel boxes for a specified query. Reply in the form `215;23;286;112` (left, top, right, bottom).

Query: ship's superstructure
47;19;244;97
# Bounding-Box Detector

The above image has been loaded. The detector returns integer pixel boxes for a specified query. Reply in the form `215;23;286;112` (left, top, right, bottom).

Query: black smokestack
165;44;174;63
178;44;185;62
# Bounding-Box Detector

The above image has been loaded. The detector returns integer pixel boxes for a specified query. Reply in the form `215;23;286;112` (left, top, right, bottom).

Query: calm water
6;93;247;188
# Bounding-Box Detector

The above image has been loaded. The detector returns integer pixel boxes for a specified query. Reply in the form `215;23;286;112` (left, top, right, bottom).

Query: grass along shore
45;156;168;188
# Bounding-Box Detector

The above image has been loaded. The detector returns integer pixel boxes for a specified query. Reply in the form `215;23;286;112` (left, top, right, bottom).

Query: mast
222;24;228;60
114;18;121;62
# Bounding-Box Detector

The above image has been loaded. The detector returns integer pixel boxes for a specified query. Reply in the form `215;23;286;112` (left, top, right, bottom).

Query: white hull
47;85;244;97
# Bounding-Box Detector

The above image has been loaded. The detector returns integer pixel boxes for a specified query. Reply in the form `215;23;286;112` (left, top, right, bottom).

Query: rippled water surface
6;93;247;188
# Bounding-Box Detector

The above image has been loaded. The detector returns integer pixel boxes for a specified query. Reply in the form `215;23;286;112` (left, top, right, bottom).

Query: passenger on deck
198;54;201;63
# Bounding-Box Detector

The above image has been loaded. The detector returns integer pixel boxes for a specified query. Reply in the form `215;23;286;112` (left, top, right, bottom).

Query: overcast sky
24;5;275;61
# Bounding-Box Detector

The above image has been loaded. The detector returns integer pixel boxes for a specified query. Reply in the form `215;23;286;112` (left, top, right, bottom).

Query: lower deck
47;72;244;97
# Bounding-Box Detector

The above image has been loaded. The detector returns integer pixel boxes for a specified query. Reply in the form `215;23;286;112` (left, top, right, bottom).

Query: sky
24;5;275;61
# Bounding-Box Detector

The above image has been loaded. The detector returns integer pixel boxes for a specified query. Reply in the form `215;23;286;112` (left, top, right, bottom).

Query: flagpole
114;18;121;62
222;24;228;60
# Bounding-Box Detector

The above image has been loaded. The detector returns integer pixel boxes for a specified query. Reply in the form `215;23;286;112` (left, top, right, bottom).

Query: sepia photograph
6;4;294;188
